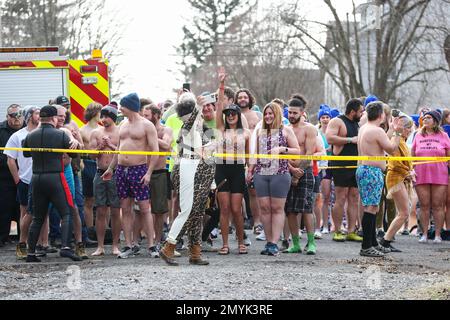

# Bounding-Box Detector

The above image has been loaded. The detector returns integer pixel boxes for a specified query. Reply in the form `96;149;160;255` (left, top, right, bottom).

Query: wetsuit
23;123;75;254
330;115;359;188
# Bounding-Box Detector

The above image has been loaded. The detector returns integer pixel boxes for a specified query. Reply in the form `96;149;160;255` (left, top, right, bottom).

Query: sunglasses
8;112;23;119
225;110;238;117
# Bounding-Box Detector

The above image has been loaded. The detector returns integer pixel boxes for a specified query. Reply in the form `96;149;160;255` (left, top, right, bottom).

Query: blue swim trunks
356;165;384;207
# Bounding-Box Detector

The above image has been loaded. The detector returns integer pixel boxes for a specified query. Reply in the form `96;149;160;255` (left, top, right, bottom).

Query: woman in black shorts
215;68;251;255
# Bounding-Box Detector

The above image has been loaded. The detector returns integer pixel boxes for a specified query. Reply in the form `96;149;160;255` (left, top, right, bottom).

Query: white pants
167;158;200;244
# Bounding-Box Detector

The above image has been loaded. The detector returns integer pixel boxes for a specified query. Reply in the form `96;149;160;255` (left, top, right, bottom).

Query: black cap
55;96;70;106
223;104;241;114
40;105;58;118
101;105;118;122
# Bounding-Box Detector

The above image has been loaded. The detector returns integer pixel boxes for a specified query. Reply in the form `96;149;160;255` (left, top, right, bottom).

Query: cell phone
183;83;191;92
203;93;217;105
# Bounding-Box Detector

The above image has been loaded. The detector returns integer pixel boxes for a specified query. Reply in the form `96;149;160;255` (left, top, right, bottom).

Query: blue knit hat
318;104;332;120
364;95;379;107
120;93;140;113
330;108;340;119
411;115;420;127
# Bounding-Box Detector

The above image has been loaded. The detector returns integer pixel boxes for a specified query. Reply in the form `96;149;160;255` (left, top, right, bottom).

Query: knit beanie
120;93;140;113
364;95;379;107
411;115;420;128
101;105;118;122
24;106;40;124
424;110;442;125
318;104;332;120
330;108;341;119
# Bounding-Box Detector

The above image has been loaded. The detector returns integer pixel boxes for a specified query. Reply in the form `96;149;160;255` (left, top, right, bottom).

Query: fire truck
0;47;110;126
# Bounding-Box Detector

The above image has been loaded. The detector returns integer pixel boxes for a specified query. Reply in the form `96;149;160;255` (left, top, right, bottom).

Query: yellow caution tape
1;147;449;162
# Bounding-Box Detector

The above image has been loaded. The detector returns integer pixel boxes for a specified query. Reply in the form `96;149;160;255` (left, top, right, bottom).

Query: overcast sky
106;0;361;102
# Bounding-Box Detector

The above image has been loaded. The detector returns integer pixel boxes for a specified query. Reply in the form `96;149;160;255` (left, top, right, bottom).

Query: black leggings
28;173;74;253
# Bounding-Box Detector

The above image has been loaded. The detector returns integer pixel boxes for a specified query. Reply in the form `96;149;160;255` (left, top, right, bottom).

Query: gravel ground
0;232;449;300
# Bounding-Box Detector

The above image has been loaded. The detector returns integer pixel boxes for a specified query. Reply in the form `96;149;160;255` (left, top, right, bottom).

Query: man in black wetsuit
22;106;82;262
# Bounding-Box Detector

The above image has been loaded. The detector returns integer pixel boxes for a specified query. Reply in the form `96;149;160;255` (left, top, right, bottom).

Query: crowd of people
0;68;449;264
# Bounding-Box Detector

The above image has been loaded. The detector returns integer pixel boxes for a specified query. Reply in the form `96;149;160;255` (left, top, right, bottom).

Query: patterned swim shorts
115;164;150;202
356;165;384;207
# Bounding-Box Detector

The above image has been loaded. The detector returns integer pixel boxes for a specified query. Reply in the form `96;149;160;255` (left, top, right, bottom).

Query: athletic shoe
243;234;252;247
253;224;264;235
267;243;279;256
360;247;385;258
280;240;290;251
132;245;141;256
148;246;160;258
333;231;346;242
314;231;323;240
60;249;83;261
375;245;391;254
306;241;317;255
256;230;266;241
433;236;442;244
260;243;270;255
418;235;428;243
173;250;182;258
401;229;410;236
118;246;133;259
322;228;330;235
346;232;363;242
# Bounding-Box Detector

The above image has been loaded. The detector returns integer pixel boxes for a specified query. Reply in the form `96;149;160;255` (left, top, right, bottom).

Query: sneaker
132;244;141;256
202;240;218;253
256;230;266;241
401;229;410;236
322;228;330;235
280;239;290;251
360;247;385;258
253;224;264;235
267;243;279;257
16;243;27;260
346;232;363;242
419;235;428;243
380;239;401;253
314;230;323;240
35;245;47;258
26;255;41;263
243;233;252;247
43;246;58;254
375;245;391;254
173;250;182;258
60;249;83;262
260;243;270;255
148;246;160;258
118;246;133;259
433;236;442;244
333;231;346;242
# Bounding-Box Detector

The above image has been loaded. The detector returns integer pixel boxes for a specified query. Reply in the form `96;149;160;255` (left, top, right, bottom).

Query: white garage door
0;68;67;120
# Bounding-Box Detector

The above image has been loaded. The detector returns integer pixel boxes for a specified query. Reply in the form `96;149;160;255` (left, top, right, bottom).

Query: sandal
218;246;230;255
238;244;248;255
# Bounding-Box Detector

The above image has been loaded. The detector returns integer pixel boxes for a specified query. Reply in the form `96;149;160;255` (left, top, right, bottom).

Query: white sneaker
322;228;330;235
256;230;266;241
314;230;323;240
418;235;428;243
243;236;252;247
174;250;182;257
433;236;442;244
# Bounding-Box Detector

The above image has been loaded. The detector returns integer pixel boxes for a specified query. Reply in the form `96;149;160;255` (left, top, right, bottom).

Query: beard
289;117;301;125
238;101;249;109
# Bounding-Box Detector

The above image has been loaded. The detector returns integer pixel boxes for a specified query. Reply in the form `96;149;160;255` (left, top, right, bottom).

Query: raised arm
216;67;227;131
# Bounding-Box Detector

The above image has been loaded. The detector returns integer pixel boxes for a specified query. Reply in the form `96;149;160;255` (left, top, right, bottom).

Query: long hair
234;89;255;109
420;118;444;136
224;112;243;130
262;102;283;131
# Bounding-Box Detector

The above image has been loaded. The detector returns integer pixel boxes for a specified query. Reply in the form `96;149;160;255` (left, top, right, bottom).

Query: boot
189;244;209;266
160;242;179;266
75;243;89;260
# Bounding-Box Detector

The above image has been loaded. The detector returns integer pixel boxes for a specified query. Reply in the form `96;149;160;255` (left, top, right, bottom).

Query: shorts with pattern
356;165;384;207
116;164;150;201
285;167;315;215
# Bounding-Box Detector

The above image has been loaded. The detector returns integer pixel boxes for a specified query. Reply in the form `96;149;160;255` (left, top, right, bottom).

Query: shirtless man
326;98;364;242
235;89;263;235
80;102;102;229
357;102;401;257
284;96;318;255
143;104;173;247
90;105;122;256
102;93;159;259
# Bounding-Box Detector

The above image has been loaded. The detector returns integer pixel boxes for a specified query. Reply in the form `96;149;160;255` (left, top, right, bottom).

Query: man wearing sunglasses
0;104;25;246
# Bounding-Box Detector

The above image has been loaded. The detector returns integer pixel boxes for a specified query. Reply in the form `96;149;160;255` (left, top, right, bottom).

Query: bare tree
280;0;449;111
